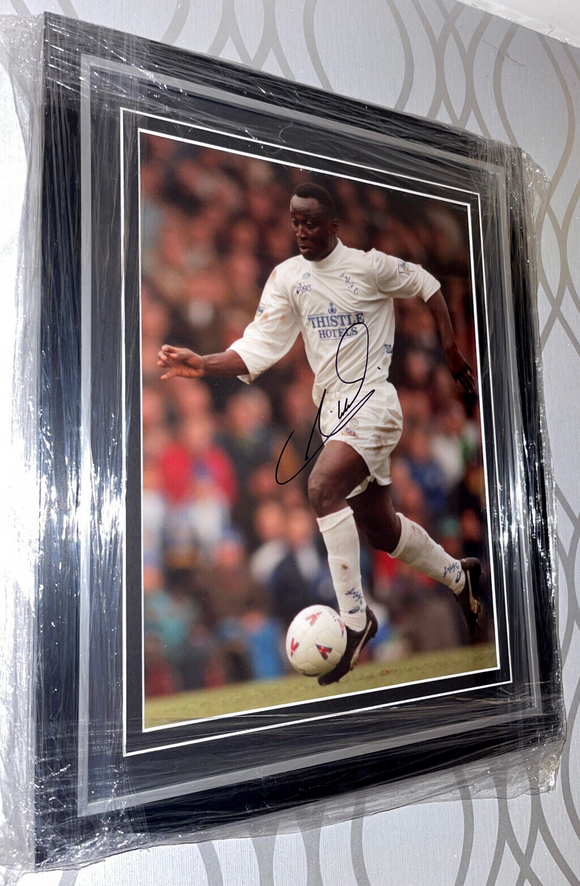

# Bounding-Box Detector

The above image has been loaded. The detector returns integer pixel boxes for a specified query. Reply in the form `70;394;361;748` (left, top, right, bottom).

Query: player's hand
157;344;204;380
445;343;476;395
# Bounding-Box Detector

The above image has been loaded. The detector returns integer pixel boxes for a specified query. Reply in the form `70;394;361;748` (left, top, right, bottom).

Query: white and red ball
285;605;347;677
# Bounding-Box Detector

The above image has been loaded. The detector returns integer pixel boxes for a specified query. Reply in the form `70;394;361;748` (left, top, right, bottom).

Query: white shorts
319;384;403;497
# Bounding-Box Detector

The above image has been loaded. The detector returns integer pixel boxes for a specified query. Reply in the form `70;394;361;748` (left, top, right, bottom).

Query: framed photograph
35;13;561;863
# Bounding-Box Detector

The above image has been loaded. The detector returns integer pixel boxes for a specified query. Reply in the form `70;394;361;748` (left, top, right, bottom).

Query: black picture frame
36;12;562;866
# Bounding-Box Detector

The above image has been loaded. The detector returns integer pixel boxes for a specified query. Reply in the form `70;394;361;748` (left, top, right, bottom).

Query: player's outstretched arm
426;291;476;395
158;344;249;380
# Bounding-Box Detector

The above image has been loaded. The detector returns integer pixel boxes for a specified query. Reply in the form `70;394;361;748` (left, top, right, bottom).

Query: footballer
158;182;482;685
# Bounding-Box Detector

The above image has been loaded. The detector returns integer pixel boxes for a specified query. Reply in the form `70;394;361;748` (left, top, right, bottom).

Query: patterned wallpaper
2;0;579;883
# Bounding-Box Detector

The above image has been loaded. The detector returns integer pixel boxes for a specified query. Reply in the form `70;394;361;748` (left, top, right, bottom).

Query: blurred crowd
140;134;490;699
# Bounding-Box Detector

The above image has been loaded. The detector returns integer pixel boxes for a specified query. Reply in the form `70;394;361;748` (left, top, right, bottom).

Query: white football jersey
229;240;440;408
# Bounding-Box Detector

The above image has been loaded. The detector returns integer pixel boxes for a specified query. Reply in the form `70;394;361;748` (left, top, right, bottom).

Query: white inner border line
131;119;506;745
129;677;515;756
125;108;485;198
469;197;504;656
136;125;478;207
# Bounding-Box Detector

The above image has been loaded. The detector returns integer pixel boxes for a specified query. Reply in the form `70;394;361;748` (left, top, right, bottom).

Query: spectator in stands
269;504;334;628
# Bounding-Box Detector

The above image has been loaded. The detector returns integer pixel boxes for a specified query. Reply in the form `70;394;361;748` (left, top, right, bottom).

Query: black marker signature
275;322;376;485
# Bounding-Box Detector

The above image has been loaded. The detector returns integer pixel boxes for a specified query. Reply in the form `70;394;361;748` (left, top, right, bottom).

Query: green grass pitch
144;642;497;729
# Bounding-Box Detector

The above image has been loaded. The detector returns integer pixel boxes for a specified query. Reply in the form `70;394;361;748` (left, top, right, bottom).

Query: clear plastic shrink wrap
0;12;564;873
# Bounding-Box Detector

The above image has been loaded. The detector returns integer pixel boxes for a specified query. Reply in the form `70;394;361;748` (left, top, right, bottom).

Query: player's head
290;182;338;262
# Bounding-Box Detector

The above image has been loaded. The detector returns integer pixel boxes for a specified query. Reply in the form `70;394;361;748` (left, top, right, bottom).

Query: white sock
390;513;465;593
317;506;367;631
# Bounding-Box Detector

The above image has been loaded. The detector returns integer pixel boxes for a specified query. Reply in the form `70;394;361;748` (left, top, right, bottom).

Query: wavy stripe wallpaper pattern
4;0;579;883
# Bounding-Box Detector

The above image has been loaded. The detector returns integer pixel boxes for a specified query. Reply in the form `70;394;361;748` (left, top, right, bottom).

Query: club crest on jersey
339;271;359;295
302;272;311;279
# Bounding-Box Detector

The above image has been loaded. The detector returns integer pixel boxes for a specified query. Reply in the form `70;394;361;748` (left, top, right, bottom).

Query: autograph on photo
275;321;375;485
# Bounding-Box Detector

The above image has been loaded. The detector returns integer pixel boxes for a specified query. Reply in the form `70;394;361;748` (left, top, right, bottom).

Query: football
285;605;347;677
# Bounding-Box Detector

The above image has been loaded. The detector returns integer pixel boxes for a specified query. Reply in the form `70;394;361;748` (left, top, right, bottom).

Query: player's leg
307;439;369;630
307;440;378;684
350;481;481;634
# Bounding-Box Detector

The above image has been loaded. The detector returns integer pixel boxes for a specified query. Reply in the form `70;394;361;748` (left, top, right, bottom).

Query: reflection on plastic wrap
0;12;564;873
